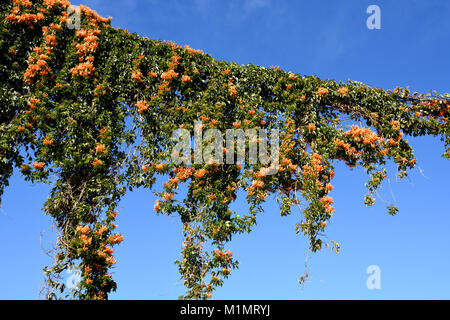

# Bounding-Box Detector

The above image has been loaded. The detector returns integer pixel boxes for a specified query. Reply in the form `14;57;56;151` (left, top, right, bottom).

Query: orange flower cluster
343;125;383;148
175;167;193;181
246;179;266;197
163;177;179;189
91;158;103;167
153;199;161;211
108;233;124;244
70;8;107;79
155;162;168;172
319;196;335;214
43;138;54;146
136;100;149;114
390;120;400;130
163;192;174;200
79;234;92;246
43;0;71;8
108;210;119;219
181;75;191;83
302;153;324;179
338;87;349;96
193;168;207;179
76;225;91;234
334;139;356;156
33;162;45;170
251;180;265;188
132;70;143;82
95;143;106;153
23;20;64;83
96;225;108;235
229;85;237;97
6;1;44;27
71;61;95;77
161;69;179;80
317;87;329;96
184;45;203;56
75;30;99;57
29;97;40;109
97;246;114;258
77;4;112;25
213;249;233;262
24;49;50;83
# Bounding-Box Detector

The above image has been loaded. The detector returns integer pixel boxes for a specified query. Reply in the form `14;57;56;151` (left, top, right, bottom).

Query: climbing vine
1;0;449;300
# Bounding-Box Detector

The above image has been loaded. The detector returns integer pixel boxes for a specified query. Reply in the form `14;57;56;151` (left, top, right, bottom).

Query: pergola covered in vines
1;0;449;300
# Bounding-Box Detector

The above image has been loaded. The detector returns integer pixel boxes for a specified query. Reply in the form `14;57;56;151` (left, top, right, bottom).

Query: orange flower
131;70;143;81
33;162;45;170
149;71;157;78
76;225;90;234
17;126;25;132
136;100;149;113
306;123;316;131
108;233;124;244
181;75;191;83
338;87;349;96
163;193;174;200
252;180;265;188
96;143;106;153
71;62;95;77
329;170;335;179
317;87;329;96
161;69;178;80
96;225;108;235
153;199;161;211
390;120;400;130
229;86;237;97
155;163;166;172
288;73;296;80
320;196;334;205
194;168;207;179
43;138;54;146
91;159;103;167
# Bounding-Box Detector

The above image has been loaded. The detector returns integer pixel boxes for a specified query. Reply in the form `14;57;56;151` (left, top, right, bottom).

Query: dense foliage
1;0;449;299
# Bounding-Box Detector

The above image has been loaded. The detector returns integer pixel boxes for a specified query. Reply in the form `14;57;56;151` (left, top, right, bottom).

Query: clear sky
1;0;449;299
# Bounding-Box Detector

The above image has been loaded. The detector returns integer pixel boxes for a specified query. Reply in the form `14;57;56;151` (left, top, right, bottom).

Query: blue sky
1;0;450;299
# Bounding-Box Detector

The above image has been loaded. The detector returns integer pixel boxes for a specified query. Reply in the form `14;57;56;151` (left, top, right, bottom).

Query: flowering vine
0;0;449;300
